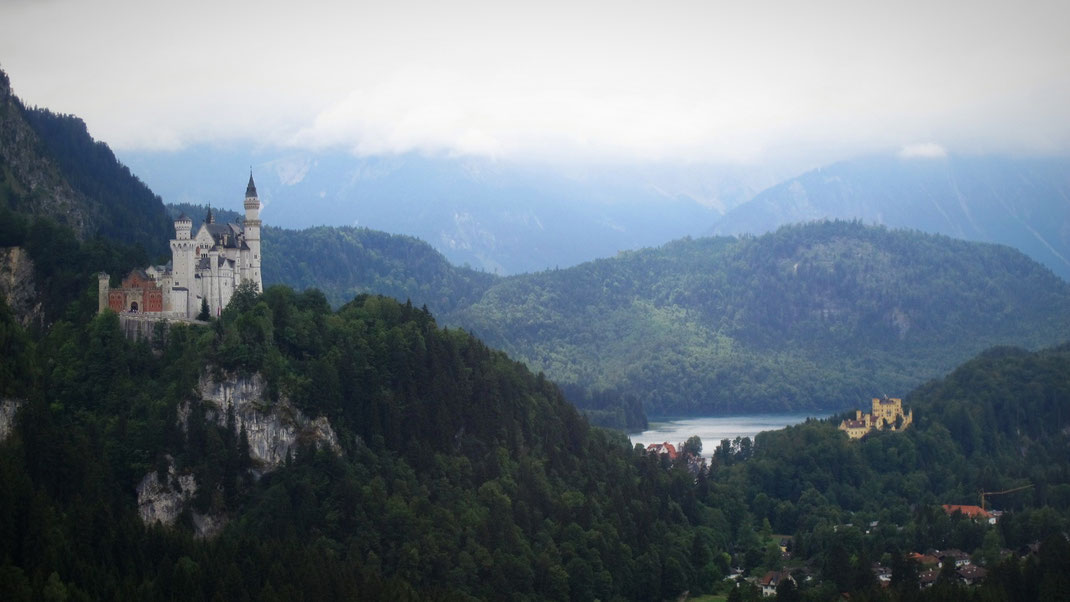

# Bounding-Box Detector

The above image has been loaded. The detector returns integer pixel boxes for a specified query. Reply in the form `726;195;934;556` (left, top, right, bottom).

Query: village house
645;442;678;460
942;504;996;524
957;565;987;585
919;568;940;589
758;571;795;597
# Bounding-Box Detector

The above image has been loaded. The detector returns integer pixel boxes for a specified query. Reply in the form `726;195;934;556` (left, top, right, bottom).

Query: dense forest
3;282;1070;600
703;343;1070;599
0;286;723;600
166;203;643;429
453;221;1070;415
162;206;1070;422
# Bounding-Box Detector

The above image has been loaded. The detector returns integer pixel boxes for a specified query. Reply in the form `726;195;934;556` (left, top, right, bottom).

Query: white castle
98;174;263;319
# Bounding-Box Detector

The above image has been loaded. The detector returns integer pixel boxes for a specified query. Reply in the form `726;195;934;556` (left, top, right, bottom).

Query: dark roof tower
246;171;258;198
205;205;214;225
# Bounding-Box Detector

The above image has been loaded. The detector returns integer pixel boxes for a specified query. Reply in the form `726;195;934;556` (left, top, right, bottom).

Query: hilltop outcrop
136;370;340;536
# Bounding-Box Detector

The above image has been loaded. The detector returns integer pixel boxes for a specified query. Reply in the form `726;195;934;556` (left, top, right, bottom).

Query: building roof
759;571;793;588
942;505;992;519
646;442;678;459
246;172;257;198
204;222;243;248
907;552;940;566
957;565;987;581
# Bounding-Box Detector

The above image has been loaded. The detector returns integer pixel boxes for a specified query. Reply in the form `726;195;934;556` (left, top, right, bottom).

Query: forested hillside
705;343;1070;599
0;68;172;259
0;288;723;600
4;283;1069;599
160;208;1070;420
452;221;1070;415
169;203;498;316
1;67;172;325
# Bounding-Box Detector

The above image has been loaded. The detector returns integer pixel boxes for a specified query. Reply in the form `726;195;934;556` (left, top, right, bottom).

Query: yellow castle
838;397;913;439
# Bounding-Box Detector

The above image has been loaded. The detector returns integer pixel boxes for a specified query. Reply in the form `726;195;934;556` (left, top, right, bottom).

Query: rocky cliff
0;69;92;237
137;370;341;535
0;398;23;441
0;246;43;329
190;371;341;470
135;459;196;527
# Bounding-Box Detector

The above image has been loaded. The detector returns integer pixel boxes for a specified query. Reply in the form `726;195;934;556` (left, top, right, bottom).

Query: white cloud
898;143;948;159
1;0;1069;163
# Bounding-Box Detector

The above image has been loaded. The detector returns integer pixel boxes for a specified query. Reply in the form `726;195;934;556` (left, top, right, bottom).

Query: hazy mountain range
124;145;1070;282
120;145;797;275
711;154;1070;280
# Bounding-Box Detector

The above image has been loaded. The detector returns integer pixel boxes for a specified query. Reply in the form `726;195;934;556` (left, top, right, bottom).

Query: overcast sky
1;0;1068;164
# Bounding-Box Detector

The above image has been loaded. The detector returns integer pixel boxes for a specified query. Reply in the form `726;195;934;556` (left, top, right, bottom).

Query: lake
629;411;836;459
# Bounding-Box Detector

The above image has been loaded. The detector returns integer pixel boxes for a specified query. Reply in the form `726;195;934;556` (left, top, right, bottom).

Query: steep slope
0;287;724;600
711;155;1070;280
449;221;1070;415
0;67;174;323
0;67;172;258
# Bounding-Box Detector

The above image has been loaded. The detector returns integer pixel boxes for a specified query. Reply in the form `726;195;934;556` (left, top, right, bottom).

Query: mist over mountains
124;145;1070;284
711;154;1070;280
120;145;795;275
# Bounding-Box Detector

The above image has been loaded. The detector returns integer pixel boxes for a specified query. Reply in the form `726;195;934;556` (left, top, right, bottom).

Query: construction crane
980;484;1034;512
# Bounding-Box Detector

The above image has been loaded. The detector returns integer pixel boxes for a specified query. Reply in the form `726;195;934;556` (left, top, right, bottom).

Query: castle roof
176;212;191;222
246;172;257;198
204;222;244;248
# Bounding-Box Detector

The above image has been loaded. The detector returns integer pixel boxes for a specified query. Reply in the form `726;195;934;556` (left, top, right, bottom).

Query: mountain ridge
711;154;1070;280
449;221;1070;415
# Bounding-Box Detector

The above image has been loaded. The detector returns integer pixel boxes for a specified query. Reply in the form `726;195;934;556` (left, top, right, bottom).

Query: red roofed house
942;505;995;523
907;552;941;567
646;442;678;460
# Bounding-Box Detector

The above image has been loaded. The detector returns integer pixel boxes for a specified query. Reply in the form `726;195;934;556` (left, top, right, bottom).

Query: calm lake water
629;411;836;459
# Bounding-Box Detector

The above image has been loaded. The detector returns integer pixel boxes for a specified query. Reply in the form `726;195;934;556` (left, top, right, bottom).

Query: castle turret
243;172;262;292
170;213;196;317
98;272;110;313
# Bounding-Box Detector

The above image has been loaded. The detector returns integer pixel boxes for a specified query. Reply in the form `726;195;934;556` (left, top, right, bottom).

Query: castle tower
98;273;110;313
170;213;195;317
243;172;263;292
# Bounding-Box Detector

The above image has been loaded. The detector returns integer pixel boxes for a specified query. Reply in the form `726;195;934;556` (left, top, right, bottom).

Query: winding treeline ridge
164;205;1070;421
453;221;1070;415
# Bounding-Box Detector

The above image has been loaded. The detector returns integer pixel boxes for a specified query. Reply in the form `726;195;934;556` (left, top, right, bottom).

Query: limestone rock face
0;398;24;441
136;370;341;535
0;247;44;329
194;371;341;470
136;461;196;527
